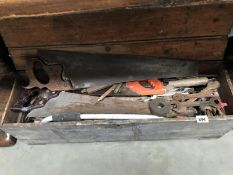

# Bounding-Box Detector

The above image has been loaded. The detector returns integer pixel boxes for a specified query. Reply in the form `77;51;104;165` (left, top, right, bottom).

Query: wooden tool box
0;0;232;145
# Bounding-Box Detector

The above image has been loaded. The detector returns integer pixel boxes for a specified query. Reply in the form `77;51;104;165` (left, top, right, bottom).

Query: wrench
176;98;225;116
149;97;222;117
149;98;198;117
172;81;220;102
172;98;219;111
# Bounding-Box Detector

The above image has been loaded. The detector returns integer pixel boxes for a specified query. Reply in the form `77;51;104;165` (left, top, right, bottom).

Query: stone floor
0;130;233;175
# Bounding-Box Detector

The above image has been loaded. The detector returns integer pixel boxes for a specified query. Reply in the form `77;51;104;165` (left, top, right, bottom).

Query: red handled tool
126;80;166;95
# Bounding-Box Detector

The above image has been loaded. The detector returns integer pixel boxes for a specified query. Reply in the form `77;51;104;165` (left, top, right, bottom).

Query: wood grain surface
0;0;231;18
1;4;233;48
3;117;233;144
9;37;227;70
0;1;232;70
0;77;15;124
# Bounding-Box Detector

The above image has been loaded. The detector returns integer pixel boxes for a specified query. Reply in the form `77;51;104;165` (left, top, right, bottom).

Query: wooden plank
0;0;230;19
218;68;233;114
9;37;227;70
2;117;233;144
0;3;233;48
0;34;12;75
2;79;22;124
0;76;15;124
0;62;9;75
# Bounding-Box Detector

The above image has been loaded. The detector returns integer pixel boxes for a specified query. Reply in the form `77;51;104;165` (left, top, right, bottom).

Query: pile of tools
11;76;227;122
80;77;226;118
10;51;227;122
148;80;226;117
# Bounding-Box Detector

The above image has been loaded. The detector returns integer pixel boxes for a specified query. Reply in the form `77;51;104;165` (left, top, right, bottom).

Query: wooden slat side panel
0;0;231;19
0;4;233;48
2;119;233;144
0;34;13;75
8;37;227;70
218;69;233;114
0;76;15;124
0;62;9;75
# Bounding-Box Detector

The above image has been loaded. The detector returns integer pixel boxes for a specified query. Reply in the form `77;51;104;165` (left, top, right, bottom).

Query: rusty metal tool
148;98;197;117
149;81;224;117
11;87;59;113
172;98;224;116
172;81;220;102
149;97;224;117
148;80;224;117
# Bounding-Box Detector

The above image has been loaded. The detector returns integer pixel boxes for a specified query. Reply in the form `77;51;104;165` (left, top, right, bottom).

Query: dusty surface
0;130;233;175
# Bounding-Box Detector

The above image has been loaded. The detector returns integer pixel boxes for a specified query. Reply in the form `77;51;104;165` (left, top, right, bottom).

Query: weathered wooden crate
0;0;232;145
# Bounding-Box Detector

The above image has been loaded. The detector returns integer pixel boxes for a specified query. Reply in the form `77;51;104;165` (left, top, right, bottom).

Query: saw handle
126;80;166;95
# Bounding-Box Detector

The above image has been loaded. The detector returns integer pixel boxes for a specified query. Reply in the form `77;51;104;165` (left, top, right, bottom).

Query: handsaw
25;50;198;91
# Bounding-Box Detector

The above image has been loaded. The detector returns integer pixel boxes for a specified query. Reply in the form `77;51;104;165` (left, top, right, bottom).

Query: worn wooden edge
0;76;15;125
3;115;233;128
0;0;232;20
0;76;17;146
8;36;227;70
2;116;233;145
1;78;21;124
218;67;233;114
225;69;233;93
0;80;15;125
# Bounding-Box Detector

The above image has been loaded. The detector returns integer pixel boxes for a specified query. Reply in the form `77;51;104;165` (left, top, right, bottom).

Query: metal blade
27;92;150;118
38;50;198;89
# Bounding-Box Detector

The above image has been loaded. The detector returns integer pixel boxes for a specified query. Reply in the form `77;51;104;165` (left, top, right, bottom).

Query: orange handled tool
126;79;166;95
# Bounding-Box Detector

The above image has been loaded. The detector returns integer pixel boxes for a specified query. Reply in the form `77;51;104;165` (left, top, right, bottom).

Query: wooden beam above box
9;37;227;70
0;3;233;48
0;1;232;70
0;0;231;18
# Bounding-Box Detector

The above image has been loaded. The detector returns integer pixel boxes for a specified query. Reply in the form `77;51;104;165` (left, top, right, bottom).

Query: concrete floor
0;131;233;175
